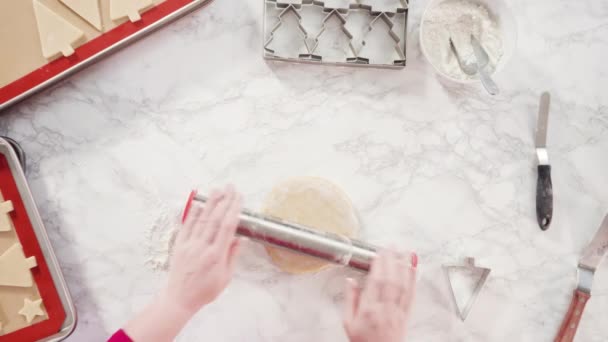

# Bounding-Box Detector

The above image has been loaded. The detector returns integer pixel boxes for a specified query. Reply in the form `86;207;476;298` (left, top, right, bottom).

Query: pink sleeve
108;329;133;342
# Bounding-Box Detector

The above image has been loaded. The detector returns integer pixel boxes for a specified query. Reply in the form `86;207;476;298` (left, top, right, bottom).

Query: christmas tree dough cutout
110;0;155;22
60;0;103;31
0;243;37;287
0;200;14;232
19;298;45;323
33;0;85;59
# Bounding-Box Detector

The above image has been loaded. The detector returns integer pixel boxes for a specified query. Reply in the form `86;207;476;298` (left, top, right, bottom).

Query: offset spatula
536;92;553;230
555;214;608;342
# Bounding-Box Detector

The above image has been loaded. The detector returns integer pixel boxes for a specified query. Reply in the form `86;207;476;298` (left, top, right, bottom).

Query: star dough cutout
19;298;45;323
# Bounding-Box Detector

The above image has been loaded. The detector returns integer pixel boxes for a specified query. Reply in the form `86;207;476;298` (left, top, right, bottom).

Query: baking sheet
0;140;73;341
0;0;165;88
0;193;48;335
0;0;212;111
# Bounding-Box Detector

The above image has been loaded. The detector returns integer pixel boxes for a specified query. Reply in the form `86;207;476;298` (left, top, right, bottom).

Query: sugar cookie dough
0;243;37;287
18;298;45;324
262;177;359;274
33;0;85;58
60;0;103;31
110;0;154;22
0;200;14;232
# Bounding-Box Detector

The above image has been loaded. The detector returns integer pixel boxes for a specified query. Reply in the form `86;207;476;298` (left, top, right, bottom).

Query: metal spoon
469;34;499;95
449;36;499;95
449;37;477;76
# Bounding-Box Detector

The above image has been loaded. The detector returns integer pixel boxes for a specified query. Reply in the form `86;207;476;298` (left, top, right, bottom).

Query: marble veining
0;0;607;341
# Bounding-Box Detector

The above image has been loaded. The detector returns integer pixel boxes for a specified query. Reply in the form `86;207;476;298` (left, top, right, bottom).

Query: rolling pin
183;190;379;272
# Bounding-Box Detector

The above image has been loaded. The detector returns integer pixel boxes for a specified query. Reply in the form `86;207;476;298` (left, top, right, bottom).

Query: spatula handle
536;164;553;230
554;289;590;342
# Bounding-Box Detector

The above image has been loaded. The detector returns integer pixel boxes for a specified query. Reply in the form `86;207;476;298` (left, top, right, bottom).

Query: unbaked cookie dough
262;177;359;274
18;298;45;324
33;0;85;58
110;0;154;22
0;200;14;232
60;0;103;31
0;243;37;287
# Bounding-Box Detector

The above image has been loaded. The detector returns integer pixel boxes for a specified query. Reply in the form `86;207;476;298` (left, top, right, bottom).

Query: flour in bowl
421;0;503;80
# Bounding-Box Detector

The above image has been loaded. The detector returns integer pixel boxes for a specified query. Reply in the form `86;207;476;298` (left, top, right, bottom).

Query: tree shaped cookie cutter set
263;0;408;68
443;257;491;321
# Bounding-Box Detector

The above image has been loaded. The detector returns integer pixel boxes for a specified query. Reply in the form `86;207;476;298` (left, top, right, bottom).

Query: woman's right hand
123;186;243;342
343;250;417;342
164;185;242;316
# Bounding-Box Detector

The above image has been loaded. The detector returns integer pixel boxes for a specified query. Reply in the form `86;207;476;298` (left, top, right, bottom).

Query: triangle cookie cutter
443;257;491;321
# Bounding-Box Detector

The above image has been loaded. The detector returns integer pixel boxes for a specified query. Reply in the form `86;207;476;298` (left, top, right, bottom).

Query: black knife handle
536;165;553;230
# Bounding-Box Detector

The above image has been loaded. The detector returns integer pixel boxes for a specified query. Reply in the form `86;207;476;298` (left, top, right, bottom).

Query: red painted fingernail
182;190;197;223
411;252;418;269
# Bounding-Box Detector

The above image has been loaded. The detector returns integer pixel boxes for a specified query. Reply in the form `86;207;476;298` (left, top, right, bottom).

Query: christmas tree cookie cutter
355;12;406;65
263;2;321;60
443;257;491;321
308;9;360;63
350;0;408;15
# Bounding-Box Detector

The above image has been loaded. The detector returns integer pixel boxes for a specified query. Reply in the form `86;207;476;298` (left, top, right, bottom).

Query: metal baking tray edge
0;138;76;341
0;0;215;112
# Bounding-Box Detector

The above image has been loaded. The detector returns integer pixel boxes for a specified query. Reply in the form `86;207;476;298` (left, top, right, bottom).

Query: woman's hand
122;186;242;342
164;186;242;315
343;250;417;342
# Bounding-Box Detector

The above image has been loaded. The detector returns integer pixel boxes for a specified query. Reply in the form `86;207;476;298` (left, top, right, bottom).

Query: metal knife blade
577;214;608;292
536;92;551;164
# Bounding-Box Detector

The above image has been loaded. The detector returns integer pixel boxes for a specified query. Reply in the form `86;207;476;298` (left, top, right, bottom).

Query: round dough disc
262;177;359;274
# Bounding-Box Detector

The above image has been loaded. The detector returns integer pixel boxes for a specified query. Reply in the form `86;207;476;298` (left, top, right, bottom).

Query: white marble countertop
1;0;607;341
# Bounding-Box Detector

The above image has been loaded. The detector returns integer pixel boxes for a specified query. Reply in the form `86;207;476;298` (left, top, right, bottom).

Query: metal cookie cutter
263;0;408;68
443;257;491;321
356;12;406;65
264;2;321;60
308;9;360;62
352;0;408;15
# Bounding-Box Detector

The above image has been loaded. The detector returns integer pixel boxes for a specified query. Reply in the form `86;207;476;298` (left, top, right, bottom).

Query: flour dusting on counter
421;0;503;80
145;208;178;271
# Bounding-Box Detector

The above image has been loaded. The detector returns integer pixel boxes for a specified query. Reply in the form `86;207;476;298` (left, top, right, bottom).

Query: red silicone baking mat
0;0;213;111
0;155;66;341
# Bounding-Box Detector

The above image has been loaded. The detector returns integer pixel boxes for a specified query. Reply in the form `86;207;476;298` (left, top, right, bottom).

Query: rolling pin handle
182;190;198;224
